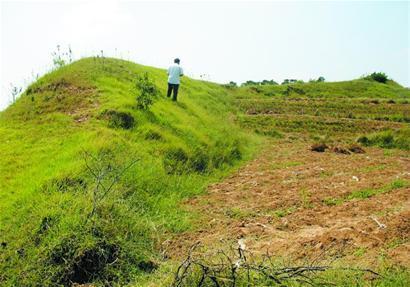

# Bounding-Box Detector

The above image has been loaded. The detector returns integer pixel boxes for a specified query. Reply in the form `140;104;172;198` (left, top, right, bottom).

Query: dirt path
166;140;410;267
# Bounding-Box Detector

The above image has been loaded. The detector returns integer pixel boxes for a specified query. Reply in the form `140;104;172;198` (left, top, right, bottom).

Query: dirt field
166;139;410;267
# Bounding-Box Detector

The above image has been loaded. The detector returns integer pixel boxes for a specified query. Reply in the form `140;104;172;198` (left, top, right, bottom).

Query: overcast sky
1;0;409;110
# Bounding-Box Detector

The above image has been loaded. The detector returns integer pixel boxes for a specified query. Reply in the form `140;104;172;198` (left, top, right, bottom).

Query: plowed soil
166;140;410;267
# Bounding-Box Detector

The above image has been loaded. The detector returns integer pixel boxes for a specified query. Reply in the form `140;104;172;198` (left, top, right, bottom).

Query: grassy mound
0;58;258;286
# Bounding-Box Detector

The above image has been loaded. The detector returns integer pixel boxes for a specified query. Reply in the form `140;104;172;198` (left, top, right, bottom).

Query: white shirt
167;64;184;84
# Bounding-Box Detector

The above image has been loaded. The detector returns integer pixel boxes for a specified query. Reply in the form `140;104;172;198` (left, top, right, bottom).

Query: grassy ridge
0;58;259;286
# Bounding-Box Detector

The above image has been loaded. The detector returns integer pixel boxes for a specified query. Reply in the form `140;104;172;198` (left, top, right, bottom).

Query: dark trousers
167;83;179;101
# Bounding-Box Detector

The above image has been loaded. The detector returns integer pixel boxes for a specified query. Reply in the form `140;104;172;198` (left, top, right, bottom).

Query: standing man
167;58;183;101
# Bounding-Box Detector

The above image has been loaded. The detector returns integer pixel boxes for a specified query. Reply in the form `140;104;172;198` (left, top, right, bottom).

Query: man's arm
180;67;184;77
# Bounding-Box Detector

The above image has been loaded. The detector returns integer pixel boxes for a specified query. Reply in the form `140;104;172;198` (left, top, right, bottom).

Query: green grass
0;57;259;286
273;206;297;218
322;179;408;207
358;128;410;150
348;179;408;200
225;207;257;220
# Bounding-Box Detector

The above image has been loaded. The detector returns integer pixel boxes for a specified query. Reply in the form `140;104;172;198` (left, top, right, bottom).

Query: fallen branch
171;242;380;287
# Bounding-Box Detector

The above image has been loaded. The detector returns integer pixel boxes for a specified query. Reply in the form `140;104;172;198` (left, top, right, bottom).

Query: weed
322;197;343;206
51;45;73;69
353;247;367;257
300;188;313;208
274;207;296;218
225;207;256;219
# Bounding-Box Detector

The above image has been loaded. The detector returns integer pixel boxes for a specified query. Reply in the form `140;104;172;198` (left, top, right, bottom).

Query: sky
0;0;409;110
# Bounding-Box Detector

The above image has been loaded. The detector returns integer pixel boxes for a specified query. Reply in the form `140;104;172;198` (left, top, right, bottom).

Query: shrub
135;73;158;110
365;72;388;84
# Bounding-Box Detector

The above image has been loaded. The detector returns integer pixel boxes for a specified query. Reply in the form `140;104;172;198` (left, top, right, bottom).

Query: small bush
135;73;158;110
365;72;388;84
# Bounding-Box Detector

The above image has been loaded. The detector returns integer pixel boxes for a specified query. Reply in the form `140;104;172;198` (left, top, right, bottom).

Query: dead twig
171;242;380;287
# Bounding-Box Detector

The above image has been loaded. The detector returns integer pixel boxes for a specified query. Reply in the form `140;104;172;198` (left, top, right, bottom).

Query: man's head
174;58;180;64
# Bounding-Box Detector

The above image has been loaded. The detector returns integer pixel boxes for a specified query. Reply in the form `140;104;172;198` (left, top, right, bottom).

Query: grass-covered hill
0;57;409;286
0;58;258;286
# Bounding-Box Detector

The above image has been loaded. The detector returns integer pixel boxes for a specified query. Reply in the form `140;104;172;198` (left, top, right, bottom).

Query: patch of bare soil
165;140;410;267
